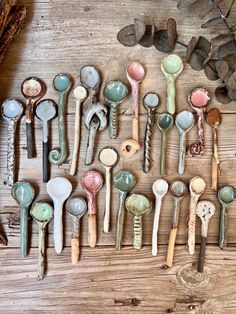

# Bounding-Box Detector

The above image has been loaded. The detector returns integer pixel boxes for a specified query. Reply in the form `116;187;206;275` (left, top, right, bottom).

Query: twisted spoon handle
7;120;17;186
143;109;154;173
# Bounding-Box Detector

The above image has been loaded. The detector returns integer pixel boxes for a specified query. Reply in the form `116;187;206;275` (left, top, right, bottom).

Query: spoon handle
43;141;49;182
7;120;17;186
143;109;154;173
70;100;82;175
166;227;177;267
131;81;139;143
133;215;142;250
38;223;46;280
211;127;219;190
20;207;28;257
219;204;228;249
71;236;80;264
88;214;96;248
160;132;167;175
187;194;198;255
152;197;162;256
166;76;175;115
103;167;111;234
26;99;35;159
109;102;118;139
178;132;186;175
53;202;63;254
115;191;127;250
85;118;99;165
197;236;207;273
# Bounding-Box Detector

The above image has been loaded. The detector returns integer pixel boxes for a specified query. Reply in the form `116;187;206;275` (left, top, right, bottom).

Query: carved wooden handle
88;214;96;248
197;236;207;273
211;156;218;191
70;100;82;175
103;167;111;234
166;227;178;268
188;195;199;255
71;237;80;264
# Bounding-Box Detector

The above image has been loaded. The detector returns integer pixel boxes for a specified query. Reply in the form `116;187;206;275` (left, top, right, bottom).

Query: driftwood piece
0;0;13;38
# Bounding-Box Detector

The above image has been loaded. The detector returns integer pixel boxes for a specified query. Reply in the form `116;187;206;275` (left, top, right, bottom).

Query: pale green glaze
11;182;35;257
31;202;53;280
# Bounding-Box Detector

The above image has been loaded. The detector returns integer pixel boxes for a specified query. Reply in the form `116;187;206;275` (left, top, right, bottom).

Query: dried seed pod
226;71;236;92
134;18;146;42
228;87;236;100
153;30;174;53
217;40;236;59
139;23;156;47
215;86;231;104
215;60;230;82
197;36;211;54
211;33;235;48
186;36;199;63
189;49;208;71
167;18;177;49
201;16;223;29
177;0;198;9
117;24;137;47
204;60;219;81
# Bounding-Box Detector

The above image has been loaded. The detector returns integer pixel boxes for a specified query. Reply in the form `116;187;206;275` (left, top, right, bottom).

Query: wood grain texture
0;0;236;312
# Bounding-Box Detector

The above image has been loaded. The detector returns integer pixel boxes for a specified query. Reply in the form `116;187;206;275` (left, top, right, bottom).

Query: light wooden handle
71;237;80;264
211;156;218;190
70;101;81;176
166;228;177;268
188;195;198;255
132;117;139;142
103;167;111;234
88;214;96;248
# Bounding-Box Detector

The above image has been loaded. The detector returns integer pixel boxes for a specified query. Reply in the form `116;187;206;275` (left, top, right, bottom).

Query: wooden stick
0;0;13;38
88;214;96;248
71;237;80;264
166;227;177;267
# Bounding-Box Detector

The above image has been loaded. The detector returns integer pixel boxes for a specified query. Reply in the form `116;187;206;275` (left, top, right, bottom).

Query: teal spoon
104;80;128;139
30;202;53;280
49;73;72;165
218;185;236;249
11;182;35;257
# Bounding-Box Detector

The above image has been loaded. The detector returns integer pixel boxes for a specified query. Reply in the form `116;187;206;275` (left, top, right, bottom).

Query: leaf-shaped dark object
139;23;156;47
177;0;198;9
228;87;236;100
215;60;229;82
189;48;208;71
222;54;236;71
226;71;236;92
197;36;211;54
153;30;174;53
225;0;236;18
204;59;219;80
199;0;223;18
215;86;231;104
211;33;235;48
167;18;177;49
201;16;223;29
217;40;236;59
186;36;198;63
134;18;146;42
117;24;137;47
0;233;7;246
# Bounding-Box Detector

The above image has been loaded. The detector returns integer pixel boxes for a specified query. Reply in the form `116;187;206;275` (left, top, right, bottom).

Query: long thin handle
20;207;28;257
103;167;111;233
53;200;63;254
38;224;46;280
109;103;118;139
160;132;167;175
26;121;34;159
187;194;199;255
197;236;207;273
71;237;80;264
143;110;154;173
166;227;178;267
70;100;82;175
166;76;176;115
43;141;49;182
115;191;127;250
7;120;16;186
88;214;96;248
152;197;162;256
211;127;219;190
178;132;186;175
131;81;139;142
219;204;227;249
85;118;99;165
133;215;142;250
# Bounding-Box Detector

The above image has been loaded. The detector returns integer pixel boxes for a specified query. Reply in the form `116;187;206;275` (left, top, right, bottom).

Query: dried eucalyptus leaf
226;71;236;91
117;24;137;47
204;59;219;80
189;48;208;71
167;18;177;49
201;16;223;29
222;54;236;71
199;0;222;18
217;40;236;59
177;0;198;9
211;33;235;48
153;30;174;53
215;86;231;104
228;88;236;100
134;18;146;42
186;36;198;63
139;23;156;47
197;36;211;54
215;60;229;82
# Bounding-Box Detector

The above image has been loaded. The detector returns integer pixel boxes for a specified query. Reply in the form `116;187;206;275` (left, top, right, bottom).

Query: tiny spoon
80;170;104;248
152;179;168;256
125;194;152;249
21;77;46;159
188;176;206;255
218;185;236;249
121;61;145;157
70;86;88;176
143;93;160;173
1;99;24;186
156;113;174;175
11;182;35;257
80;65;100;109
36;99;57;182
166;179;188;267
196;200;216;273
30;202;53;280
66;197;87;264
206;108;222;190
99;147;119;233
47;177;72;253
104;80;128;139
114;170;136;250
161;54;183;114
175;111;195;175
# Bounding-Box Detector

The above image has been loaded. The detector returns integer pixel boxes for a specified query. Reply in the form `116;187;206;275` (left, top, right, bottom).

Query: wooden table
0;0;236;313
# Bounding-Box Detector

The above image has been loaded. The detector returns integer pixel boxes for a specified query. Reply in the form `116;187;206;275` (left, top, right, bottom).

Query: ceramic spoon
80;170;104;248
1;99;24;186
21;77;46;158
175;111;195;175
125;194;152;249
196;200;216;272
121;61;145;157
156;113;174;175
188;87;211;156
66;197;87;264
104;80;128;139
11;182;35;257
218;185;236;249
70;86;88;176
98;147;119;233
49;74;72;166
161;54;183;114
188;176;206;255
114;170;136;250
206;108;222;190
166;180;188;267
47;177;72;253
143;93;160;173
80;65;100;109
36;99;57;182
30;202;53;280
152;179;168;256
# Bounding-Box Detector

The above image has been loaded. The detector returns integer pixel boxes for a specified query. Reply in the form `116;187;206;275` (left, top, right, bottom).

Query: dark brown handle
197;236;207;273
43;141;49;182
26;122;35;159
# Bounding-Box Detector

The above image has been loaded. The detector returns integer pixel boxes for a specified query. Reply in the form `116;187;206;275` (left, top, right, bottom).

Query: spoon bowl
189;87;211;109
175;111;195;132
190;177;206;195
152;179;169;198
2;99;23;120
127;61;145;82
161;54;183;78
66;197;87;218
99;147;119;168
104;80;128;104
53;74;72;92
170;180;188;199
36;99;57;123
80;65;100;89
206;108;221;127
21;77;45;99
12;182;35;207
218;185;236;204
157;113;174;132
143;92;160;110
114;170;136;193
47;177;72;202
81;170;104;195
73;85;87;102
31;202;53;224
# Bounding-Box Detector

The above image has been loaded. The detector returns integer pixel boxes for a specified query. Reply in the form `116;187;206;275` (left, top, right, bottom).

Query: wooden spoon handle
166;227;177;268
71;237;80;264
103;167;111;234
211;156;218;190
70;101;81;175
88;214;96;248
188;195;198;255
197;235;207;273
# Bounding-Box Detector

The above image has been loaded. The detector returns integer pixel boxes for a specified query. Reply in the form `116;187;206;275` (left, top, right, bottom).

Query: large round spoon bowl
127;61;145;82
104;80;128;104
197;200;216;223
36;99;57;123
190;177;206;195
218;185;236;205
161;54;183;79
152;179;169;198
30;202;53;224
114;170;136;193
99;147;119;168
47;177;72;202
80;65;100;89
189;87;211;110
66;197;87;218
2;99;23;121
11;182;35;207
206;108;222;127
157;113;174;132
21;77;45;99
125;194;152;216
143;92;160;110
170;180;188;199
53;74;72;93
81;171;103;195
73;86;87;102
176;111;195;132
